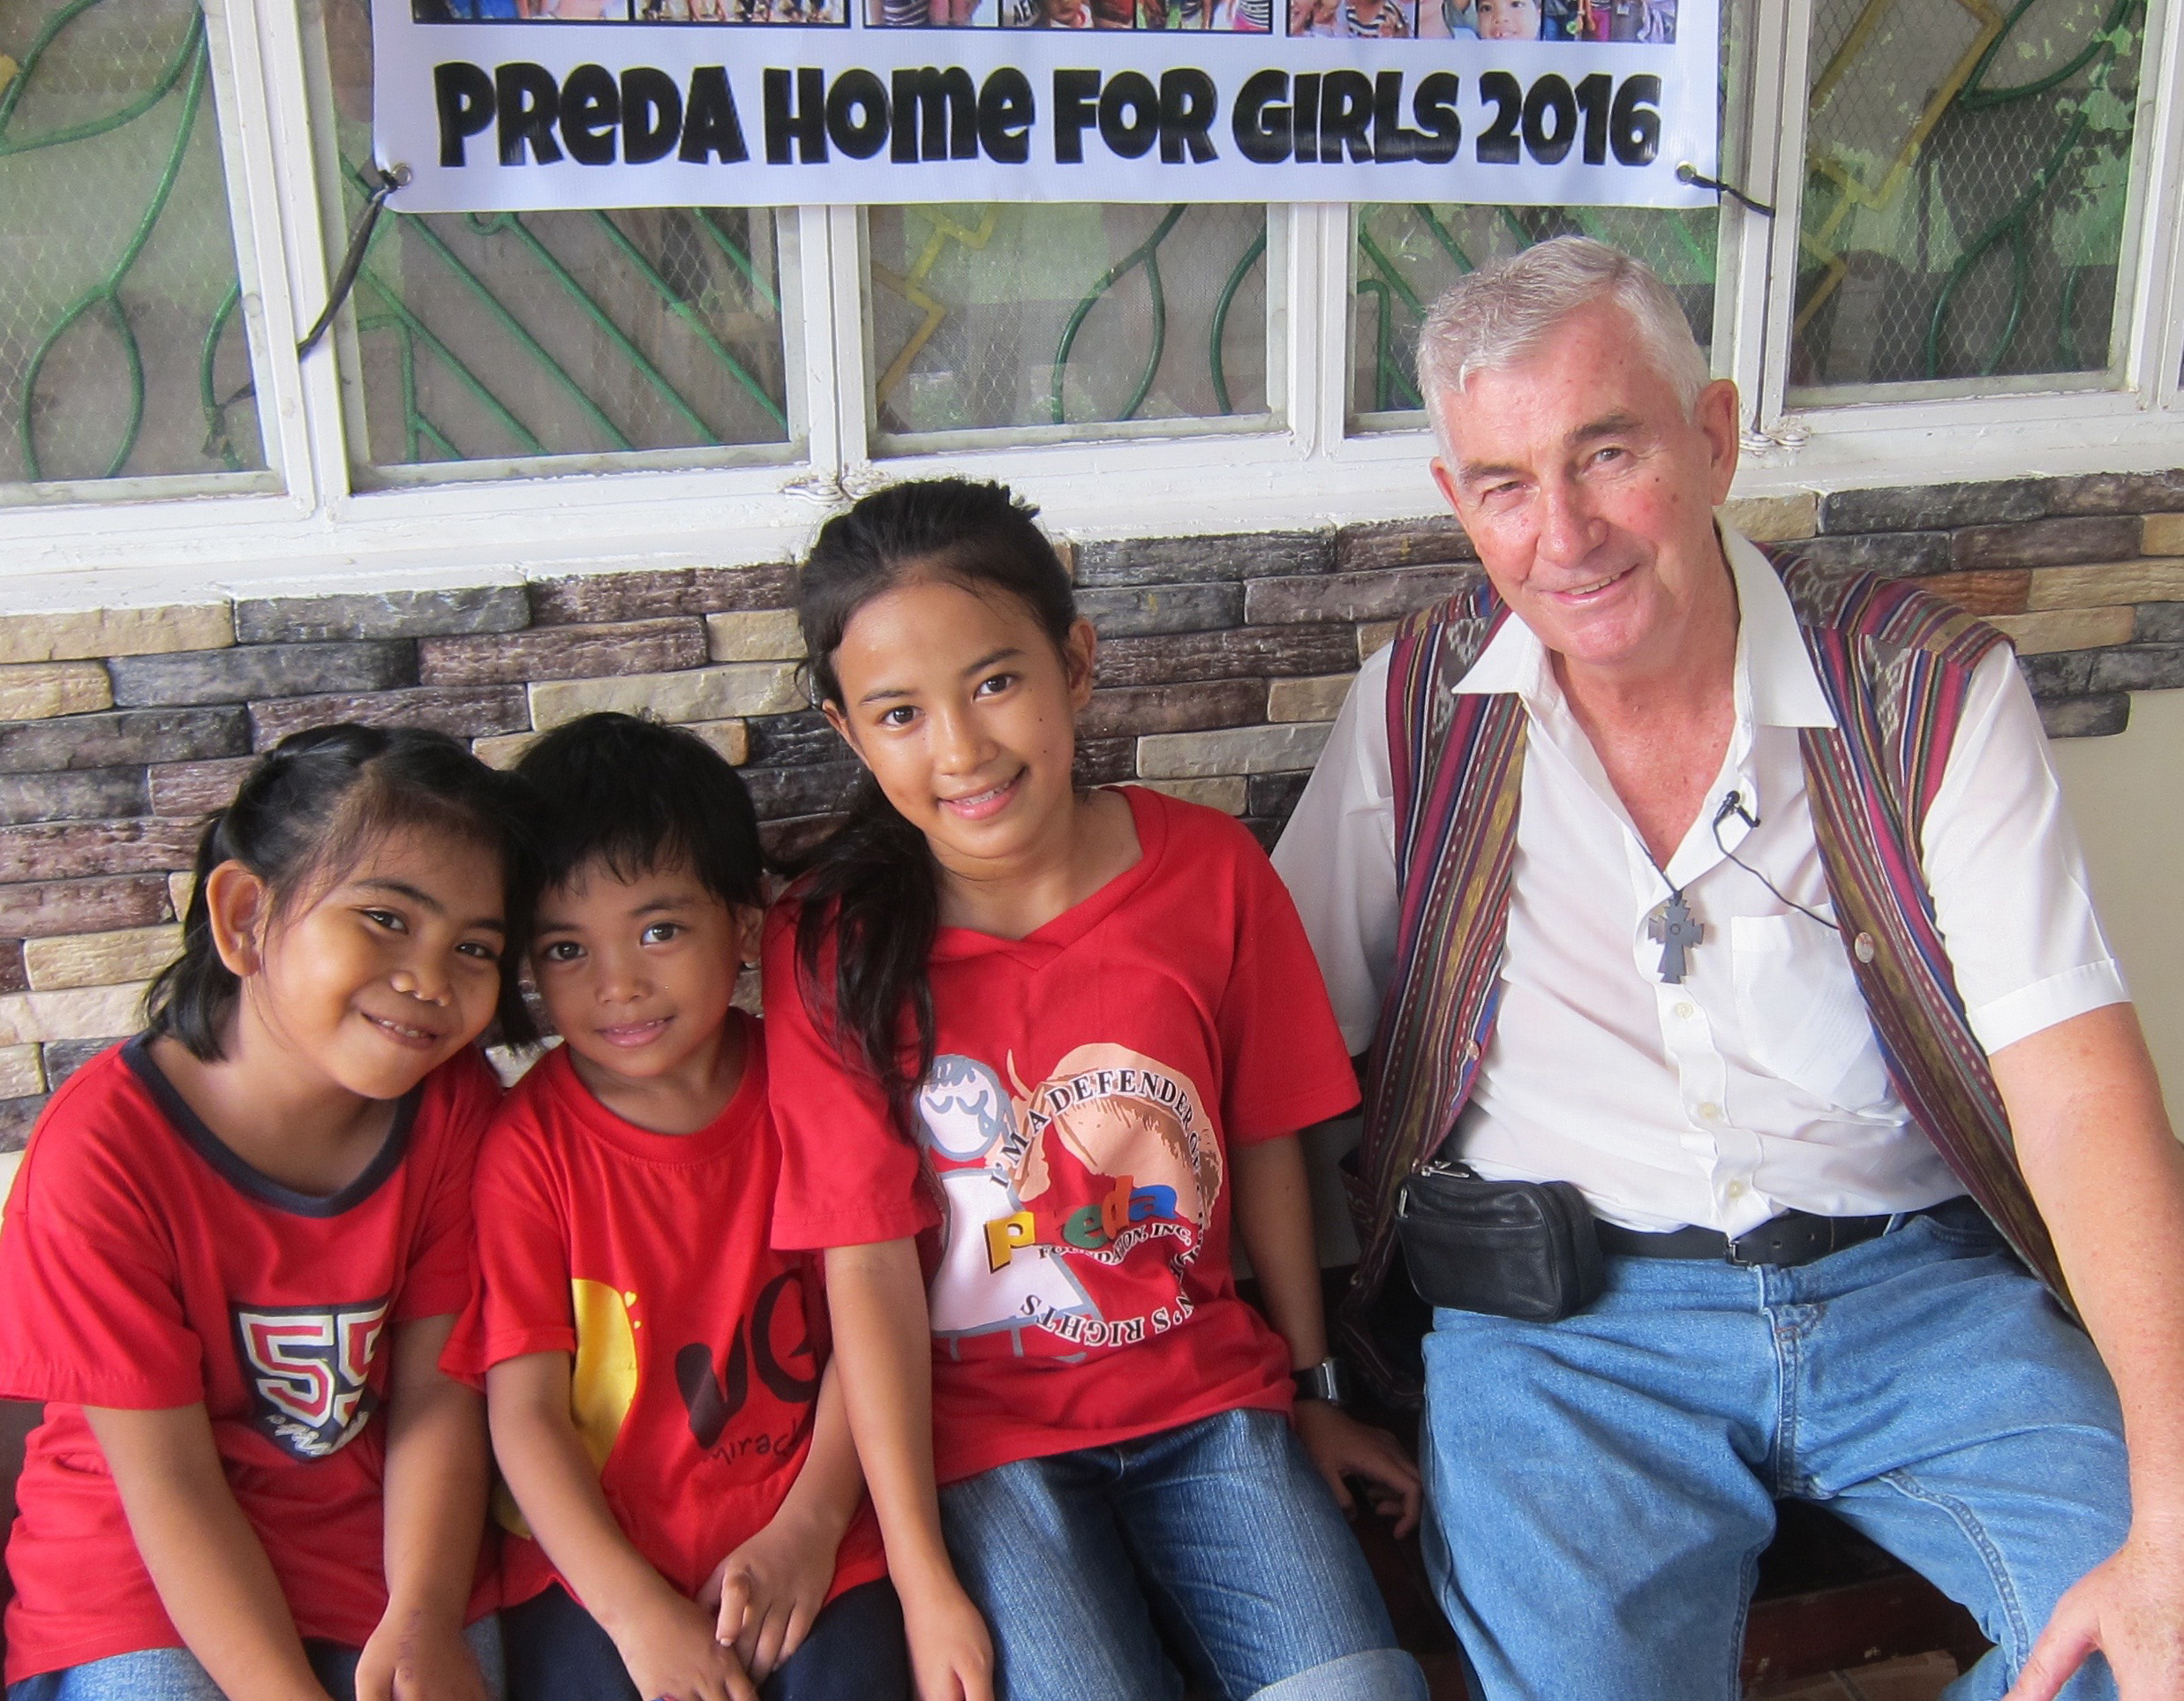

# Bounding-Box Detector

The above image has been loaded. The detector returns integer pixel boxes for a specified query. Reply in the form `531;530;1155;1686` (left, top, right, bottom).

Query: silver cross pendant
1646;892;1704;984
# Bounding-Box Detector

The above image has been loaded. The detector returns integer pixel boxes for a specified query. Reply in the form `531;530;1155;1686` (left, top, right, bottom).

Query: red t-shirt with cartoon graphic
444;1016;886;1610
766;787;1360;1486
0;1037;499;1684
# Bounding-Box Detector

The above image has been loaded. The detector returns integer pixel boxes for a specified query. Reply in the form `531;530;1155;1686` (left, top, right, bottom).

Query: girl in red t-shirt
0;726;531;1701
765;478;1429;1701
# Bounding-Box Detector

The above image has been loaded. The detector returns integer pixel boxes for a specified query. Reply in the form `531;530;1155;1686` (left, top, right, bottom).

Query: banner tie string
1676;162;1775;218
298;162;411;359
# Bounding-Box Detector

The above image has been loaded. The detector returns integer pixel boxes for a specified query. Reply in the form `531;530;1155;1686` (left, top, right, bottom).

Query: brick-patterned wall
1;470;2179;1145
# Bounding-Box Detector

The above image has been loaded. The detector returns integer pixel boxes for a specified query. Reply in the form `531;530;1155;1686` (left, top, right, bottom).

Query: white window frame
4;0;2183;605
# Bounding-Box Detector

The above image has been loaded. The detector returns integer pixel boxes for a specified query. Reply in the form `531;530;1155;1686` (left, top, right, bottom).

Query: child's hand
615;1588;759;1701
354;1607;491;1701
699;1509;840;1682
898;1577;995;1701
1292;1400;1424;1539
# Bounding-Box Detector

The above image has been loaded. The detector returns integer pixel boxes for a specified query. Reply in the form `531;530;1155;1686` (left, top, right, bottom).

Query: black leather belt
1596;1202;1957;1268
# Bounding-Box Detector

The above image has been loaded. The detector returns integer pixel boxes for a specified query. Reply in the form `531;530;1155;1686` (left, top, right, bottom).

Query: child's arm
1230;1133;1423;1537
82;1404;334;1701
356;1314;493;1701
487;1351;758;1701
702;1357;862;1680
824;1240;994;1701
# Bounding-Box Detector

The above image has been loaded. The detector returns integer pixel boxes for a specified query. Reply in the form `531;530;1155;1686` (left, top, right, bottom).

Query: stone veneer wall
0;470;2180;1144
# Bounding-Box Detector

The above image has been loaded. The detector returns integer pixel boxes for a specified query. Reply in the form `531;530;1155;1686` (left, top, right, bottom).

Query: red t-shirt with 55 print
0;1037;499;1684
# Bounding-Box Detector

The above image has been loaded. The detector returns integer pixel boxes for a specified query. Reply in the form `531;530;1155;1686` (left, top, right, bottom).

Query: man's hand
1292;1400;1422;1539
353;1607;490;1701
701;1509;839;1682
897;1575;995;1701
613;1587;759;1701
2005;1522;2184;1701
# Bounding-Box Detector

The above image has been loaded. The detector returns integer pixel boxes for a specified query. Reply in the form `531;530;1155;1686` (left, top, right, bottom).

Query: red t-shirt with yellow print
446;1015;885;1610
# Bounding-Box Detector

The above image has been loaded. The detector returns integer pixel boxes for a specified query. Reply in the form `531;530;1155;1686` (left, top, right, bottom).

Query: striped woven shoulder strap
1338;585;1526;1400
1779;554;2069;1306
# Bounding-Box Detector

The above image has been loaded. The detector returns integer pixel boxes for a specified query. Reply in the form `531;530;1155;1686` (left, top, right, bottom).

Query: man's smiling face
1429;297;1741;683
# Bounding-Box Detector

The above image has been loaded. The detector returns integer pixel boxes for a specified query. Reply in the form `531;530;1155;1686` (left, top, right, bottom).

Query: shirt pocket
1729;913;1894;1111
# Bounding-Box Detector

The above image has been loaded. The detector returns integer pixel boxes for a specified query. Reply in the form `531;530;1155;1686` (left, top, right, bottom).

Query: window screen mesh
323;0;794;475
1790;0;2143;393
0;0;262;488
867;201;1273;440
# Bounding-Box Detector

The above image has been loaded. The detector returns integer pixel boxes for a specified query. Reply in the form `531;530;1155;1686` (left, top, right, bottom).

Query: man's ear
1430;455;1464;516
202;860;270;979
1696;377;1740;508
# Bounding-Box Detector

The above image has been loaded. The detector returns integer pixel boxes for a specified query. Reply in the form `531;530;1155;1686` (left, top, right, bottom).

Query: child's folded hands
615;1585;759;1701
701;1507;840;1682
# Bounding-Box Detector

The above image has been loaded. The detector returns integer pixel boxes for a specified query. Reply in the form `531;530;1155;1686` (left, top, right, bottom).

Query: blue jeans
1418;1204;2128;1701
938;1405;1427;1701
9;1616;504;1700
501;1578;908;1701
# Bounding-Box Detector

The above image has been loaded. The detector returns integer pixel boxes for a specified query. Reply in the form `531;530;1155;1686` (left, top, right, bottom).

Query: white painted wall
2050;690;2184;1122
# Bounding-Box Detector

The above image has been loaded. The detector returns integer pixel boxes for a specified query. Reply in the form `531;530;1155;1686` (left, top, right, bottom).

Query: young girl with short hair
764;478;1428;1701
0;725;526;1701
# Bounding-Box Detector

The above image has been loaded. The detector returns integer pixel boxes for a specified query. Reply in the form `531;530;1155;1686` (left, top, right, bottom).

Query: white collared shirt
1271;528;2128;1234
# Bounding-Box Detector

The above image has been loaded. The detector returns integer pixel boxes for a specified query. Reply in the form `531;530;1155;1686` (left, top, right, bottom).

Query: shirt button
1698;1102;1723;1121
1674;1001;1696;1020
1726;1179;1748;1199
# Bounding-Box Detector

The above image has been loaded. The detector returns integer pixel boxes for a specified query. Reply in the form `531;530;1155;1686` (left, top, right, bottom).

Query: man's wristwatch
1292;1357;1350;1406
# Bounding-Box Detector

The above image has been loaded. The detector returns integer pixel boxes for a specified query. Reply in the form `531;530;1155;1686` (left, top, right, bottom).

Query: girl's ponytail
790;478;1076;1125
145;723;537;1061
793;777;940;1125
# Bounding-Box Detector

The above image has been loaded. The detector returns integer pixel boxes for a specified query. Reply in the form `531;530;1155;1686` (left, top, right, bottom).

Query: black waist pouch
1395;1161;1606;1323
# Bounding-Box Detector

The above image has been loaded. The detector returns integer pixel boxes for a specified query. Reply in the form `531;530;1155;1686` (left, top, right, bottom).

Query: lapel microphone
1713;790;1761;831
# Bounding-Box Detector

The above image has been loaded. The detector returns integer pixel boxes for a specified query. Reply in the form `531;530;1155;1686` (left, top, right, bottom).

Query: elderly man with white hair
1274;237;2184;1700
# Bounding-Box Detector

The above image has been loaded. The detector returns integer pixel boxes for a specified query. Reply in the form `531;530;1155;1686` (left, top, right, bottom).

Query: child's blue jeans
500;1577;907;1701
1417;1202;2129;1701
937;1404;1427;1701
8;1615;504;1700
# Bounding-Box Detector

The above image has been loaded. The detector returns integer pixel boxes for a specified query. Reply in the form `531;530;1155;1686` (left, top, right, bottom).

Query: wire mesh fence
323;0;794;476
1791;0;2143;392
0;0;261;489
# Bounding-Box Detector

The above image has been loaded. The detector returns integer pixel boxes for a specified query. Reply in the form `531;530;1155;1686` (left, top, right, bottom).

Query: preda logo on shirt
231;1298;390;1460
914;1045;1220;1354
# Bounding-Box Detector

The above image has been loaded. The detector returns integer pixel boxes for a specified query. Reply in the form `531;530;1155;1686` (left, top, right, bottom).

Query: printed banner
375;0;1719;209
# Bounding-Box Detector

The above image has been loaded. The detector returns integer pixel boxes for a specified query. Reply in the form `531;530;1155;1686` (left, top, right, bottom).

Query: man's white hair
1417;237;1711;445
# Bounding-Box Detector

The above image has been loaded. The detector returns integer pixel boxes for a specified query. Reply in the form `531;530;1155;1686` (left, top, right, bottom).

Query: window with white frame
0;0;2178;582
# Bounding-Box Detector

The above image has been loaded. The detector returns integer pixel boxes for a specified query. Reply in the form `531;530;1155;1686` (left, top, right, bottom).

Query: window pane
1350;0;1736;426
0;0;265;492
1791;0;2143;397
867;203;1275;446
1350;204;1719;422
320;0;795;479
